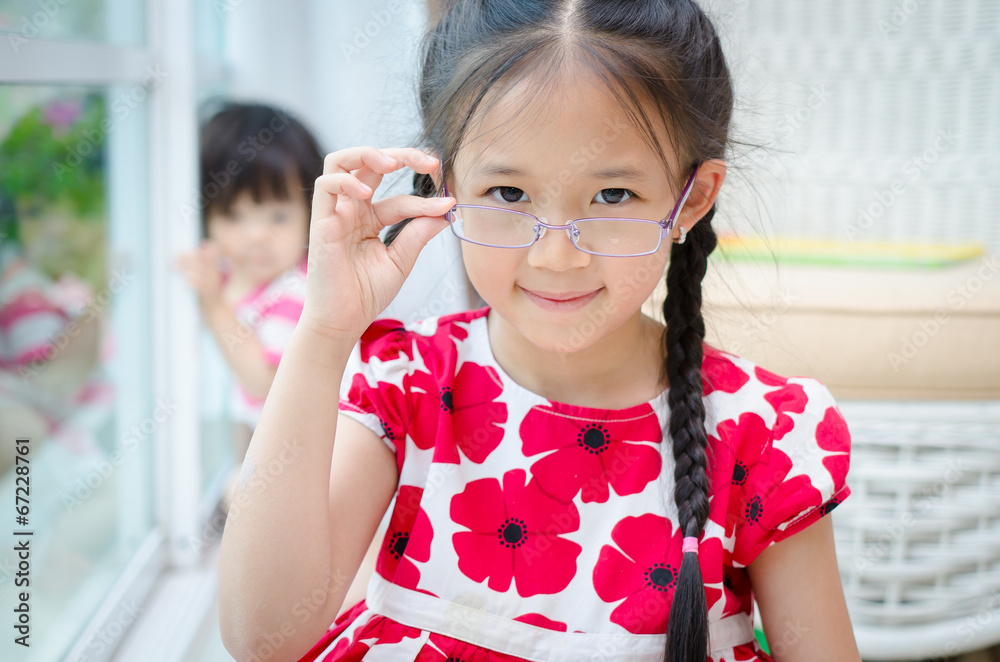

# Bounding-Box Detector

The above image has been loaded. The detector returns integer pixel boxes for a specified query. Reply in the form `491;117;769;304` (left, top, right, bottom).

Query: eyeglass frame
438;161;700;257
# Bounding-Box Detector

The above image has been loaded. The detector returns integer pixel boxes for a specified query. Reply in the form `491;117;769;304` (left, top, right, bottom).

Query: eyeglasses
439;163;699;257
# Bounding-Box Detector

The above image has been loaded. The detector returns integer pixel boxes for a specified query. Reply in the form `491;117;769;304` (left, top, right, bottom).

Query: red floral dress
297;305;852;662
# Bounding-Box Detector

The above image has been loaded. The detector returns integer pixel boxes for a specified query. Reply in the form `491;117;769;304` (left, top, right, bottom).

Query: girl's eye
593;188;634;204
486;186;528;204
273;212;288;223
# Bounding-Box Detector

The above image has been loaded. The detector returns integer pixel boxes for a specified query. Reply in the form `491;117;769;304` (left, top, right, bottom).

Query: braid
661;203;718;662
383;170;438;247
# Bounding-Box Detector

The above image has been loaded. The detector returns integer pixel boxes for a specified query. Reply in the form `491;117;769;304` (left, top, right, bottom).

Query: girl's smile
518;285;604;311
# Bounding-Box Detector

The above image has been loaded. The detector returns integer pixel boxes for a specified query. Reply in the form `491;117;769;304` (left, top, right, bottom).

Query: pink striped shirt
225;256;308;427
0;244;71;369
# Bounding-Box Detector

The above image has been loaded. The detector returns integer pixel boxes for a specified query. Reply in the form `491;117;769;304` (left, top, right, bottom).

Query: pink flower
359;318;414;363
376;485;435;595
698;536;743;618
707;412;770;538
703;347;751;397
592;513;683;634
520;406;662;504
758;368;808;441
816;404;851;497
451;469;581;597
341;368;442;457
434;360;508;464
43;99;81;129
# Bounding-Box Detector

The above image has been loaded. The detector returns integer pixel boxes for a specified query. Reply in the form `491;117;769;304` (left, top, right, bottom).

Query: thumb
384;216;450;280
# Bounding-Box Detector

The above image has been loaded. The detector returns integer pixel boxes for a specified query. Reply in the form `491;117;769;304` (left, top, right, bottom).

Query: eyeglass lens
449;207;662;256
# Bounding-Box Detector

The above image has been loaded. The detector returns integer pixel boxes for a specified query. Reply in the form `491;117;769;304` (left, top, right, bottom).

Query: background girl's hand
299;146;455;342
174;240;224;307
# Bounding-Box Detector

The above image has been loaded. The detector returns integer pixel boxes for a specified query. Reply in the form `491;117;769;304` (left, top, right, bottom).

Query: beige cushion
643;254;1000;400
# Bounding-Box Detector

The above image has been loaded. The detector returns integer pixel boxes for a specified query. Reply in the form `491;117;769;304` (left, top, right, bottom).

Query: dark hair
390;2;734;659
198;101;325;238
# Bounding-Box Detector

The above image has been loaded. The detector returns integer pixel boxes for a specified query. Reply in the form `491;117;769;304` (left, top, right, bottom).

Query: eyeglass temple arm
662;164;700;235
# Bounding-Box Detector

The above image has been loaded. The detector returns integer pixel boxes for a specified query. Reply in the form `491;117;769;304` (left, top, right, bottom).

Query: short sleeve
337;318;413;474
732;378;852;566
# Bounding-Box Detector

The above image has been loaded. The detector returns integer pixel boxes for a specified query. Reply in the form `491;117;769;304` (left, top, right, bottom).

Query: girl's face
207;175;309;285
445;67;704;356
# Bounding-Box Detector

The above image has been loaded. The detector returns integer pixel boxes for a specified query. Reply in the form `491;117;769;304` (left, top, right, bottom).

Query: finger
323;146;402;177
384;213;452;282
353;148;442;192
371;194;456;228
324;147;440;194
311;171;376;221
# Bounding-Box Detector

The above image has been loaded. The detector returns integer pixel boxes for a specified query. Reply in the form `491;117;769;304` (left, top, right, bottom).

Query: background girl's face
448;66;688;355
206;175;309;284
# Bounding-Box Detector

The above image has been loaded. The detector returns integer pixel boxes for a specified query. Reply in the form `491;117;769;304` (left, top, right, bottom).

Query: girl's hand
174;240;224;308
299;146;455;342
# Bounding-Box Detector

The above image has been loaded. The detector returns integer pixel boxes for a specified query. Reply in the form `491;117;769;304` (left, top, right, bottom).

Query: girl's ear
683;158;726;227
425;151;445;193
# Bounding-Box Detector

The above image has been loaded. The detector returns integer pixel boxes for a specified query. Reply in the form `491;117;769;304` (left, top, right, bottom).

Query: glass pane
194;7;235;503
0;84;153;660
574;219;662;256
0;0;144;47
450;207;536;247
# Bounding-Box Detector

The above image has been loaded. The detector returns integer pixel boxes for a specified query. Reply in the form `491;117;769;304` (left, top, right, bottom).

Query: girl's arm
175;242;278;400
199;296;277;400
217;321;399;661
746;515;861;661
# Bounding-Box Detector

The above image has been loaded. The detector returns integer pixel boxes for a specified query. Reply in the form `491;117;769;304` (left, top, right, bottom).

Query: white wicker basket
703;0;1000;255
833;400;1000;659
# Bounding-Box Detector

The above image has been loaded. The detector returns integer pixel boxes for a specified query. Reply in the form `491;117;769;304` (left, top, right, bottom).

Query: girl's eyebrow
586;166;649;181
471;162;649;181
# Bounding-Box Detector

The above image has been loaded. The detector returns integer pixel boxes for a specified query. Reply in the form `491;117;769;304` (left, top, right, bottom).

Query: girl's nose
526;219;590;271
247;218;272;240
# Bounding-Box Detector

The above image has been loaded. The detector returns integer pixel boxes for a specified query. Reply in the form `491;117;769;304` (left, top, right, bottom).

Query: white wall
222;0;477;325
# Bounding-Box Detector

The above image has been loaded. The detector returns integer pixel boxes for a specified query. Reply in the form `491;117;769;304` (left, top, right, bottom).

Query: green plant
0;92;106;221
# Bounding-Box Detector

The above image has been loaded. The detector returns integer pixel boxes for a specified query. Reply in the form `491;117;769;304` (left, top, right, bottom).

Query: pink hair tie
682;536;699;554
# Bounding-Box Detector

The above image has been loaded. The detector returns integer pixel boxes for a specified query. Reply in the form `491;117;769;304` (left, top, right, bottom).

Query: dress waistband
365;573;757;661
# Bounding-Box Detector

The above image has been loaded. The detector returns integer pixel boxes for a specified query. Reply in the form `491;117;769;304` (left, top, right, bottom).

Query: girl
218;2;859;661
175;102;323;512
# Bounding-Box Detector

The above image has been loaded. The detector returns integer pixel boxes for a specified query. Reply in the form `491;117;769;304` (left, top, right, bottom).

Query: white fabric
365;572;756;661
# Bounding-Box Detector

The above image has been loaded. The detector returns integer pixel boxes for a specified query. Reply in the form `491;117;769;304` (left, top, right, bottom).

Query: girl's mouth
520;286;603;312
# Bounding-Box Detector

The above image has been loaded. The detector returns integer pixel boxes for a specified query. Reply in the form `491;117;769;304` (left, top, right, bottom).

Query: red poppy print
435;360;508;465
816;404;851;494
707;412;770;538
512;613;568;632
702;348;751;397
450;469;582;597
342;373;409;450
520;407;662;504
762;378;807;441
403;368;449;451
376;485;434;594
341;367;449;459
295;599;368;662
414;632;524;661
733;444;824;565
698;536;743;618
328;614;423;661
593;513;686;634
359;317;414;363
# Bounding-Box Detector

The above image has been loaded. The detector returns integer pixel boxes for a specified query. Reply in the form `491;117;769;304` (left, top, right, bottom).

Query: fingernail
360;182;373;194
